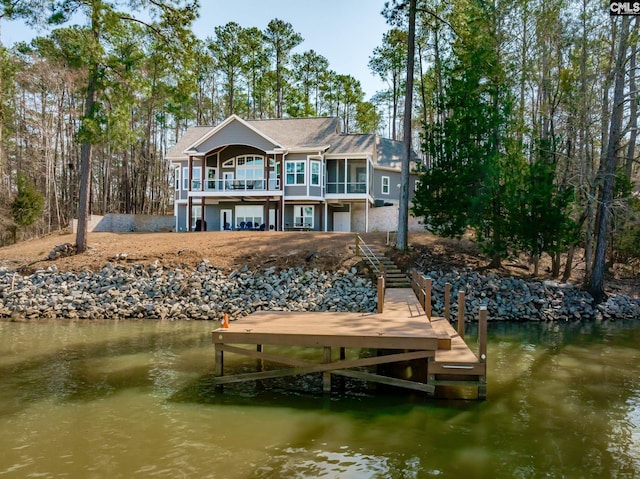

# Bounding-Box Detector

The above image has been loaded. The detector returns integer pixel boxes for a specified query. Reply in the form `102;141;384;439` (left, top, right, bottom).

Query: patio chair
238;221;246;230
246;221;254;230
258;223;266;231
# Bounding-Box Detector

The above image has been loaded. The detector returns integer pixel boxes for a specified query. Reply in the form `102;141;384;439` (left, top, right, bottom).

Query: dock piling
478;306;488;399
423;276;432;320
444;282;451;321
377;275;385;313
323;347;332;393
457;291;465;340
478;306;487;362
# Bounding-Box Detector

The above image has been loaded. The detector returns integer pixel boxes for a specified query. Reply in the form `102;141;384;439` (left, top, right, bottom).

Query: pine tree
12;172;43;226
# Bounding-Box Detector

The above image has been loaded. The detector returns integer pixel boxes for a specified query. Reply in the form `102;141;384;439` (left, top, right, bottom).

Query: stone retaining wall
70;214;174;233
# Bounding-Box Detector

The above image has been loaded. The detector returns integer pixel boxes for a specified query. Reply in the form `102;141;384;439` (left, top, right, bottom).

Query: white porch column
365;199;369;233
324;202;328;232
187;155;193;231
365;156;371;233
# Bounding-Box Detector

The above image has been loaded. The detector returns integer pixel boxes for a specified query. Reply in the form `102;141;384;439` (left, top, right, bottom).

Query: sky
0;0;391;100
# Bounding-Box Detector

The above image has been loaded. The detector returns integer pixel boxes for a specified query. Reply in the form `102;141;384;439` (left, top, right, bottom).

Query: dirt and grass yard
0;230;637;297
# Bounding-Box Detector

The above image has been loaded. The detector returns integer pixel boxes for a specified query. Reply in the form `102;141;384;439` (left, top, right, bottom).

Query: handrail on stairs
354;234;382;273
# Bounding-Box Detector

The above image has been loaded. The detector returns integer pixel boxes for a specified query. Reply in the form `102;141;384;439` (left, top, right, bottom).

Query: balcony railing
203;179;280;191
326;182;368;194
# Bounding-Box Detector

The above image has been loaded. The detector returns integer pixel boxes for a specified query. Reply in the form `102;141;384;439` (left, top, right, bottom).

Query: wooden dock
212;272;487;399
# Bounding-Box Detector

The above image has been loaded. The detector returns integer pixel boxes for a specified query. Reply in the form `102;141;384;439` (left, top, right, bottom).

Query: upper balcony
187;178;282;197
326;181;368;194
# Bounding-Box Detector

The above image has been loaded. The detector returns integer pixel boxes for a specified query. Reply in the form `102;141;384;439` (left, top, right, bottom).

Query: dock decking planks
212;280;487;399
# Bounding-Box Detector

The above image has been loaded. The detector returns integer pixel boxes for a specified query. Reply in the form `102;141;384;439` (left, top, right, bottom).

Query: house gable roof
185;114;281;155
245;117;340;151
165;126;212;160
166;116;420;171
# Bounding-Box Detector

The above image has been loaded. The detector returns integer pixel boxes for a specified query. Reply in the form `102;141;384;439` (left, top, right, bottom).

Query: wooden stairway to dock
354;236;410;288
370;248;411;288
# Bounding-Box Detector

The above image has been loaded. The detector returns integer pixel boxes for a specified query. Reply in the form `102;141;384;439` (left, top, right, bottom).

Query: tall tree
43;0;199;253
208;22;245;117
355;101;381;134
369;28;407;140
335;74;365;133
396;0;416;251
241;26;269;119
587;16;633;303
263;18;302;118
413;0;520;261
291;49;328;116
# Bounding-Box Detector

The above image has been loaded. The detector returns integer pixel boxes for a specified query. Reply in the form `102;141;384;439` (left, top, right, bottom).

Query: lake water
0;318;639;478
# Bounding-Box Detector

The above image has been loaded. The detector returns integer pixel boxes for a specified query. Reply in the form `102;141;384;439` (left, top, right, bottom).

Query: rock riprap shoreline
0;261;377;320
0;261;637;321
419;269;640;321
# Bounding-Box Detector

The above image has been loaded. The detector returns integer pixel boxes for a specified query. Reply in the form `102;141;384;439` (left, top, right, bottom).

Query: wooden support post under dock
423;275;432;321
444;282;451;321
377;275;385;313
457;291;465;340
478;306;488;399
323;346;332;393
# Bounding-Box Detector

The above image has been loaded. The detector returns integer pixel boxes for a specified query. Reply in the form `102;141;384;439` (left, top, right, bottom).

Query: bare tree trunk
396;0;416;251
561;245;575;283
581;0;597;282
75;70;96;253
626;43;638;180
551;252;561;278
586;17;631;303
0;20;6;191
76;6;100;254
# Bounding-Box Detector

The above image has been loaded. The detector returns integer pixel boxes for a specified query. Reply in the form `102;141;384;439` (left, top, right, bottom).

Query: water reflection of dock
212;271;487;399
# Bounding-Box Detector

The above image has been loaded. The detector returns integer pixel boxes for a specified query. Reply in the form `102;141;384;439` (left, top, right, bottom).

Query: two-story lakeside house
167;115;421;232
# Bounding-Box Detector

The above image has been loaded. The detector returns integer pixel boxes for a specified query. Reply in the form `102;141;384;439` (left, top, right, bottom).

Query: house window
191;205;202;228
293;205;314;228
382;176;390;195
269;158;281;189
192;167;202;190
174;167;180;190
285;160;305;185
236;156;264;186
182;167;202;190
310;160;320;186
222;158;235;167
235;205;263;229
206;167;217;189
